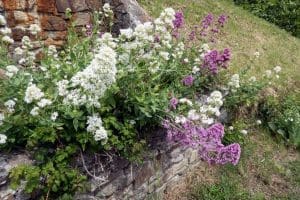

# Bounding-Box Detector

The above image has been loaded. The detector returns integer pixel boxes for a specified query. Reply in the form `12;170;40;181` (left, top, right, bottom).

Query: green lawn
139;0;300;93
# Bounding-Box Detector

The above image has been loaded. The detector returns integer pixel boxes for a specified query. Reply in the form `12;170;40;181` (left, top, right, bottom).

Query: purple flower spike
218;14;228;27
170;97;178;109
173;11;184;29
182;75;194;86
202;13;214;29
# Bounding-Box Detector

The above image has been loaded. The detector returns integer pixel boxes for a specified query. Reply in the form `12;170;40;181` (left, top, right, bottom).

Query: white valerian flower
240;129;248;135
0;15;7;25
192;66;200;74
5;65;19;78
179;98;193;106
96;33;116;49
30;106;40;116
200;114;214;125
0;27;12;35
159;51;169;61
21;36;33;49
188;109;200;121
47;45;58;57
228;126;234;130
175;115;188;124
57;80;69;96
183;58;189;63
249;76;256;82
0;134;7;144
86;114;108;141
94;127;108;141
0;113;4;126
51;112;58;121
18;58;26;65
200;43;210;53
2;35;14;44
65;44;117;107
120;28;133;39
274;66;281;73
254;51;260;58
103;3;113;17
256;120;262;125
29;24;41;35
265;70;272;78
24;83;44;103
4;99;16;113
228;74;240;92
37;98;52;108
14;47;24;55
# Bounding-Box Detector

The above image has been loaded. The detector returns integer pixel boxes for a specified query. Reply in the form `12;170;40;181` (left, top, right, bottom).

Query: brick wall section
0;0;150;47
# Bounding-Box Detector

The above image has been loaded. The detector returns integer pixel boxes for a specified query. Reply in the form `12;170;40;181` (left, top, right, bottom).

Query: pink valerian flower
202;48;231;74
201;13;214;29
173;11;184;29
86;24;93;37
163;121;241;166
182;75;194;86
218;15;228;27
170;97;178;109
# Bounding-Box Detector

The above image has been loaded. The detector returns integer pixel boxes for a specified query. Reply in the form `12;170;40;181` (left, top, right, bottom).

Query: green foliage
234;0;300;37
259;94;300;148
189;176;253;200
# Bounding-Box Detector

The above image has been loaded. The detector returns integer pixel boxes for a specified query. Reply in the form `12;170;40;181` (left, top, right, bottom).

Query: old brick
13;11;28;24
72;12;91;26
37;0;56;13
11;27;28;41
41;15;67;31
55;0;71;13
86;0;102;10
71;0;89;12
5;11;16;27
133;161;155;189
44;38;65;47
3;0;35;11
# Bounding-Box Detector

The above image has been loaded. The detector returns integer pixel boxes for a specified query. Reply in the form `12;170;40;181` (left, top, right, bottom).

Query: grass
138;1;300;199
138;0;300;93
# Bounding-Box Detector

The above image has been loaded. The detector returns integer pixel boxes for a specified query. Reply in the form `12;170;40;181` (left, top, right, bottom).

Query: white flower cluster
4;99;16;113
48;45;58;58
96;33;117;49
191;91;223;125
155;8;175;29
87;115;108;141
51;112;58;121
24;83;44;104
60;44;117;108
228;74;240;92
0;15;7;25
0;113;4;126
5;65;19;78
0;134;7;144
28;24;41;35
103;3;113;17
0;14;14;44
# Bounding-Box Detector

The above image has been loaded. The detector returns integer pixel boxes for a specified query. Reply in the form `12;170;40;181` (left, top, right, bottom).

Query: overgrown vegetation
233;0;300;38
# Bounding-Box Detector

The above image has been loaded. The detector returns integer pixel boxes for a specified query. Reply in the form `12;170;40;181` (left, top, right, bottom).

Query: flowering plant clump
0;5;247;198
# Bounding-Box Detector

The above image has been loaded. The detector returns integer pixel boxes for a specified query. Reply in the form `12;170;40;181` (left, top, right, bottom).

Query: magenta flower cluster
173;11;184;29
182;75;194;86
163;121;241;165
202;48;231;74
169;97;178;109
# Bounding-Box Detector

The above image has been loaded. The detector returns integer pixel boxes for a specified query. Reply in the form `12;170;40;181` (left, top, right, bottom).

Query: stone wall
76;138;201;200
0;0;150;46
0;132;203;200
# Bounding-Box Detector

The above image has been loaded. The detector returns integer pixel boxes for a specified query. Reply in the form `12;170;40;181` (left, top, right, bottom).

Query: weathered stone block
86;0;102;10
41;15;67;31
37;0;56;13
72;12;91;26
71;0;89;12
55;0;71;13
133;161;155;189
13;10;28;23
2;0;35;11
